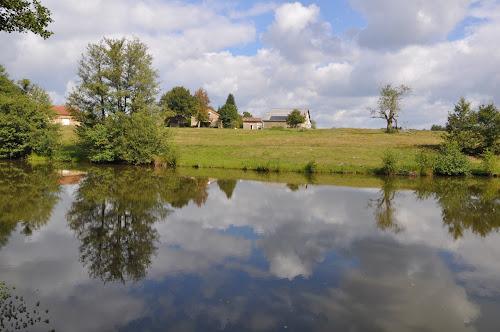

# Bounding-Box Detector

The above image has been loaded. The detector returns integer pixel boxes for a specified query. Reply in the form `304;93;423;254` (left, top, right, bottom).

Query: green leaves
445;98;500;155
0;66;59;159
0;0;53;39
286;109;306;128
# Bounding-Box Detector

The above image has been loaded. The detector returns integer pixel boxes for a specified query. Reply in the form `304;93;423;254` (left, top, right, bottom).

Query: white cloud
1;0;499;128
350;0;477;49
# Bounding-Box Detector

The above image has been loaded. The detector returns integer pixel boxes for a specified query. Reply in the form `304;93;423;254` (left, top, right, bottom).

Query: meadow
172;127;445;173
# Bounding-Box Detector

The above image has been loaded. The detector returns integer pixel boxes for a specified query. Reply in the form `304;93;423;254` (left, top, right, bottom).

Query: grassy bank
59;127;499;174
172;128;443;173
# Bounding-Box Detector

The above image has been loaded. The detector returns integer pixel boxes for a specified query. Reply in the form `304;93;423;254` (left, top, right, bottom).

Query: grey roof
262;108;309;121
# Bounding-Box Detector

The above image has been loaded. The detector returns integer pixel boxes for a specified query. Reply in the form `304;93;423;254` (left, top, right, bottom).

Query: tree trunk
386;119;393;132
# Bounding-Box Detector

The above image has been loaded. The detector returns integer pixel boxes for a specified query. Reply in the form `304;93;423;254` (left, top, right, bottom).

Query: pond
1;161;500;331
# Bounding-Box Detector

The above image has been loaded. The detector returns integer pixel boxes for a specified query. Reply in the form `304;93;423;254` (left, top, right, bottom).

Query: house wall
52;116;80;126
262;121;289;129
243;122;262;130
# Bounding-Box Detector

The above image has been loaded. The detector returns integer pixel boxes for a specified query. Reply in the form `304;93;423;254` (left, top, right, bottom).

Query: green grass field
172;128;447;173
59;127;499;174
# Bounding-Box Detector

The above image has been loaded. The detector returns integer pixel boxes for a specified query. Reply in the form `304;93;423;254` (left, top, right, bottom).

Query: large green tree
159;86;196;119
67;37;172;164
0;65;60;158
369;83;412;133
68;37;160;124
0;0;53;39
218;104;239;128
445;98;500;154
225;93;236;107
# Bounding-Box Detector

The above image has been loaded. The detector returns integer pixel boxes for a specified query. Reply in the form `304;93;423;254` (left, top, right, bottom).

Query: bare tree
369;83;412;133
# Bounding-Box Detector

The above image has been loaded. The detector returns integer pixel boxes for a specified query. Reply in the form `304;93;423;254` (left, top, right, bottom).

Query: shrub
303;160;317;173
77;111;174;165
415;150;436;176
381;150;398;175
481;149;497;176
434;142;471;176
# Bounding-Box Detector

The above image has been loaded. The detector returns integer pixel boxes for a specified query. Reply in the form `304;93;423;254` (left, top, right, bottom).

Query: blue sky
1;0;499;128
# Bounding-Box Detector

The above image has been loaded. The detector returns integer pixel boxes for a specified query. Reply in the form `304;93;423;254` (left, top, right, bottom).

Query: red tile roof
52;105;75;116
242;117;262;122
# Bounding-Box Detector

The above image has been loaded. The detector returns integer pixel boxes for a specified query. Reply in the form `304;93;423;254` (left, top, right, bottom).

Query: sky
1;0;499;129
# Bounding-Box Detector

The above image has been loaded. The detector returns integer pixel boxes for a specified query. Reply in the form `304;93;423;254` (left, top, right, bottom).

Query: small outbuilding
242;117;262;130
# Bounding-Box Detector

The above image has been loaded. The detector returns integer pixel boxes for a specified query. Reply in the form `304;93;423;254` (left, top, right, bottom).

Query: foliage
193;88;210;127
0;0;53;39
219;103;239;128
480;149;497;176
158;86;196;119
225;93;236;108
476;102;500;153
311;119;317;129
381;150;398;175
77;111;174;165
430;124;445;131
368;83;412;133
242;111;253;118
67;37;160;124
0;281;52;330
445;98;480;154
0;65;60;159
303;160;317;173
415;149;436;176
67;37;174;164
445;98;500;155
434;141;471;176
286;109;306;128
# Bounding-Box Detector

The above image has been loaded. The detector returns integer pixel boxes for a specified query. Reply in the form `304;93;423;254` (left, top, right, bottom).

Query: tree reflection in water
0;162;61;246
369;177;404;233
372;176;500;239
67;167;210;284
414;177;500;240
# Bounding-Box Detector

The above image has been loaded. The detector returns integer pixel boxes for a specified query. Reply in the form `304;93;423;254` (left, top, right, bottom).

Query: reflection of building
242;117;262;130
52;105;80;126
57;170;85;185
191;109;221;127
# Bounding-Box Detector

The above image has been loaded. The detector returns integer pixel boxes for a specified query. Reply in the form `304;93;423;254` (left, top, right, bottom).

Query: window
62;118;70;126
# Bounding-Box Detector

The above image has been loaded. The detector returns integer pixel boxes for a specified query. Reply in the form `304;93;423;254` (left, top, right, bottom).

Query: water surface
1;162;500;331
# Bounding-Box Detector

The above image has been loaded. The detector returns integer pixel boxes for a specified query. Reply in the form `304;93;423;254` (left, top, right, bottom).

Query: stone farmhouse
243;108;311;129
190;109;221;128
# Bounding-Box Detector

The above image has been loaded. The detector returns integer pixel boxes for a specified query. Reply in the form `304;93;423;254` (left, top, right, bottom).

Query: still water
1;162;500;331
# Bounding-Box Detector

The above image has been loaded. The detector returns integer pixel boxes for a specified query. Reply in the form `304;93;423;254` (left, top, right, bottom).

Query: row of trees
159;87;249;128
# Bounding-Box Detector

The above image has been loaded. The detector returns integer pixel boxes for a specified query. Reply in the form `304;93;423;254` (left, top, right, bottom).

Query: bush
434;142;471;176
303;160;317;173
381;150;398;175
77;111;174;165
481;149;497;176
415;150;436;176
